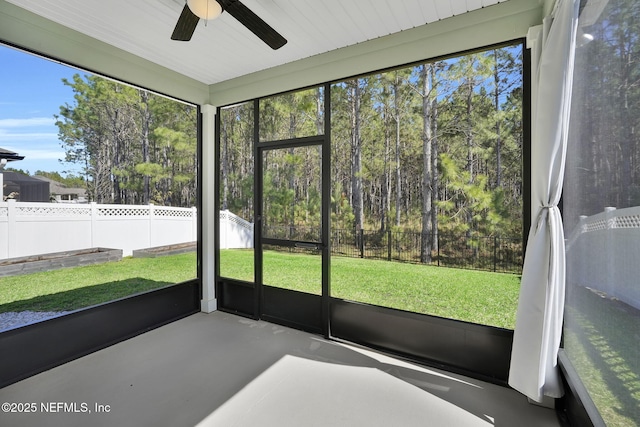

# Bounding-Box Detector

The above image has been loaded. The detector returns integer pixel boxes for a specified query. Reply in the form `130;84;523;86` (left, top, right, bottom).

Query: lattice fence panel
154;208;194;218
16;206;91;218
614;214;640;229
220;210;252;230
97;207;149;217
584;219;607;232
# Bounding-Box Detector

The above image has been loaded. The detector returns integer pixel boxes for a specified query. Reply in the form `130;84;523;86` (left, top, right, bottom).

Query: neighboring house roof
1;171;50;202
33;175;87;197
0;147;25;162
2;171;44;184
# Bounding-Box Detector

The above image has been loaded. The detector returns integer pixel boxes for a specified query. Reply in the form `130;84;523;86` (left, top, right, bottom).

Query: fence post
7;199;16;258
148;203;155;247
387;229;392;261
359;229;364;258
493;236;498;272
90;202;97;248
192;207;198;242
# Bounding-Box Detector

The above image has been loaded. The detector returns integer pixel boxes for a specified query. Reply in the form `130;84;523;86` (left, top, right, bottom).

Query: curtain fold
508;0;579;403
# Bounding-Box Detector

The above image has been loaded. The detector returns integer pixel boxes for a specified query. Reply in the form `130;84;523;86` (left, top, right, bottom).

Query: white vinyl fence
566;206;640;310
0;202;254;260
219;209;253;249
0;201;197;259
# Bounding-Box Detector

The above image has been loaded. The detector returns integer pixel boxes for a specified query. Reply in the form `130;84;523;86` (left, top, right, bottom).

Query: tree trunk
394;74;402;227
618;33;632;208
140;91;151;204
462;71;478;259
494;50;502;188
465;76;474;240
350;80;364;233
289;109;296;229
112;108;122;205
431;64;439;253
380;86;391;232
420;64;433;263
221;110;230;211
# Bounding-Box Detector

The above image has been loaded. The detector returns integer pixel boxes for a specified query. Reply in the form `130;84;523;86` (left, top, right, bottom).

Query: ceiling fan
171;0;287;50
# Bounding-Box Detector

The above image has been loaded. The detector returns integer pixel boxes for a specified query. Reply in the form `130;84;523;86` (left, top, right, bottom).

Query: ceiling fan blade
220;0;287;50
171;4;200;41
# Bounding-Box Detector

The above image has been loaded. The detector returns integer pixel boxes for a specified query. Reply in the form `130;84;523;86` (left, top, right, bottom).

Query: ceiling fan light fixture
172;0;287;48
187;0;223;20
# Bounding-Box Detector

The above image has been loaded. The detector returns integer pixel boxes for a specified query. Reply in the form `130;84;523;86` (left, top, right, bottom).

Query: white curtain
508;0;579;403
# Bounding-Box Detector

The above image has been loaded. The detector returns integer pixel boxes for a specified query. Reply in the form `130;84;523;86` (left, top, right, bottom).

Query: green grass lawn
221;249;521;329
2;248;635;424
0;249;519;329
564;286;640;427
0;253;196;313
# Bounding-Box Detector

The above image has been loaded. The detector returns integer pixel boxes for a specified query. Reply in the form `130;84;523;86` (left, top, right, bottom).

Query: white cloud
17;148;65;160
1;144;64;160
0;130;59;141
0;118;63;163
0;117;56;128
0;117;58;142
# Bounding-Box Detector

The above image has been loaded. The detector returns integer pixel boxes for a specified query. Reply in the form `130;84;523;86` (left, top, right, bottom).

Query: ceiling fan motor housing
187;0;223;21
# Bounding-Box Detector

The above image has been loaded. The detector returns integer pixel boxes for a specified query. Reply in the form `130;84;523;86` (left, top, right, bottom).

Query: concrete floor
0;312;563;427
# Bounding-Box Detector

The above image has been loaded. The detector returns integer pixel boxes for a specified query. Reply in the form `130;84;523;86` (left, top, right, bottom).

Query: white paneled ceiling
5;0;513;85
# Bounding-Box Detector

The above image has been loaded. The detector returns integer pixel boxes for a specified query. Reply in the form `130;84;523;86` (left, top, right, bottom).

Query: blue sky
0;44;82;175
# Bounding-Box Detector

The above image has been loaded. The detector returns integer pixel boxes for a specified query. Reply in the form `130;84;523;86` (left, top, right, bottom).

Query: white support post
201;104;217;313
